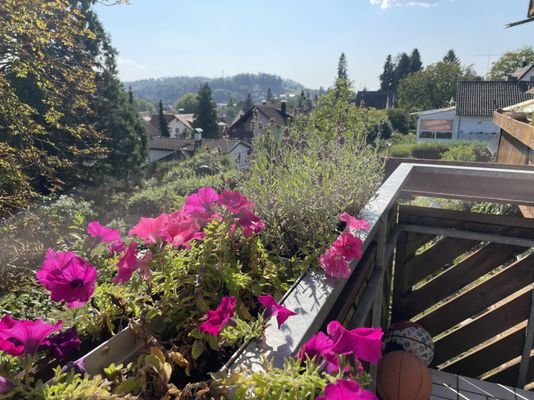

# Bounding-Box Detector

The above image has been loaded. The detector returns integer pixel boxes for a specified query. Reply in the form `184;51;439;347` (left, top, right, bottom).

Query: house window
419;119;454;140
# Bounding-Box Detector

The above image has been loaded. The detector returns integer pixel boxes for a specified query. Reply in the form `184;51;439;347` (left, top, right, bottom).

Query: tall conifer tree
158;100;170;137
194;83;219;139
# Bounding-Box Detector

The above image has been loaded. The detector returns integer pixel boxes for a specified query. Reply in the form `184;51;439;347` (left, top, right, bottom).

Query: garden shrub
387;108;411;134
389;144;412;158
243;92;383;258
410;142;451;159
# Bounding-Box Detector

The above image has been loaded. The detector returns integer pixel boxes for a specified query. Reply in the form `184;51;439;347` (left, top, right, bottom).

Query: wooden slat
494;111;534;150
443;329;525;378
487;356;534;388
405;232;435;258
324;244;377;326
416;254;534;336
400;243;523;318
403;237;478;293
400;205;534;232
432;291;531;366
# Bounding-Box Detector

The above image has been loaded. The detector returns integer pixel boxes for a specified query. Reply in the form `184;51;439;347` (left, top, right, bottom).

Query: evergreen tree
379;54;396;91
409;49;423;74
394;52;412;90
128;86;134;104
266;88;273;103
194;83;219;139
243;93;254;111
337;52;348;81
158;100;170;137
335;53;352;99
443;49;460;64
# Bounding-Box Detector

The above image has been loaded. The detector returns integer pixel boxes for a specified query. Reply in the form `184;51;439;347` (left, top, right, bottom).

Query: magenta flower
199;296;237;336
87;221;122;245
43;327;81;361
128;213;170;245
112;242;139;284
184;187;219;224
319;247;351;279
108;240;126;255
339;213;370;232
297;332;339;374
237;208;266;238
327;321;383;365
0;376;14;395
331;232;363;261
160;213;205;248
0;316;62;356
317;380;378;400
36;250;98;308
219;190;253;213
258;295;297;328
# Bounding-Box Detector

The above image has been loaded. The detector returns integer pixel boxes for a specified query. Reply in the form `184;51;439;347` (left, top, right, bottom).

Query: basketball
377;351;432;400
383;321;434;366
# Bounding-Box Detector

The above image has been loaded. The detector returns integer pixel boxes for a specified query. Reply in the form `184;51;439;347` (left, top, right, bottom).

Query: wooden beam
400;224;534;248
493;112;534;150
517;289;534;388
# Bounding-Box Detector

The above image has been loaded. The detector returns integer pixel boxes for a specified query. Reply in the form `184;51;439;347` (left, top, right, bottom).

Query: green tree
242;93;254;111
194;83;219;138
128;86;134;104
394;53;411;91
266;88;273;103
398;61;477;112
380;55;396;92
174;92;199;113
488;47;534;80
0;0;105;213
334;53;352;100
443;49;460;64
158;100;170;137
409;49;423;74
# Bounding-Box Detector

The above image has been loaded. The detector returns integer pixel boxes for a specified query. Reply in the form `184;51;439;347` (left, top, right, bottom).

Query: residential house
508;64;534;82
413;80;534;143
145;113;195;139
354;90;395;109
148;137;251;169
228;103;291;140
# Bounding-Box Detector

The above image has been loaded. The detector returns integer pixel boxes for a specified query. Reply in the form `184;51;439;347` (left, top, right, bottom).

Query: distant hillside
125;73;309;106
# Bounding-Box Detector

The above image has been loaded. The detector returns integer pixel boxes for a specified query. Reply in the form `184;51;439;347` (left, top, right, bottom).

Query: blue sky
95;0;533;90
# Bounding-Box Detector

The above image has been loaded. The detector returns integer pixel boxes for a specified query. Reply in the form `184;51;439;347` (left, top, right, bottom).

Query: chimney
281;100;287;115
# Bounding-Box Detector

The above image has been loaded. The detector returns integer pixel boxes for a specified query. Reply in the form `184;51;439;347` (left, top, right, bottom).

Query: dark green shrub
387;109;411;134
410;142;451;159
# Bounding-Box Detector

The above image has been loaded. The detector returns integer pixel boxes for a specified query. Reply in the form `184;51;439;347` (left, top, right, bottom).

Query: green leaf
191;339;205;360
114;378;141;395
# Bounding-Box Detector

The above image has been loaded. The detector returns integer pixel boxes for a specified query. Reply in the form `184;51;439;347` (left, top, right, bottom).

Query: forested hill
125;73;307;105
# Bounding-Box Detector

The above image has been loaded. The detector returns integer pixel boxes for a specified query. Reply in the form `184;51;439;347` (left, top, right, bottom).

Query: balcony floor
431;369;534;400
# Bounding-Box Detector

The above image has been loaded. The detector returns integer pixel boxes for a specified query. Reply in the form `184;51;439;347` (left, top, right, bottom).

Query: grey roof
455;80;534;116
201;139;251;154
510;65;534;80
354;90;394;109
148;137;195;151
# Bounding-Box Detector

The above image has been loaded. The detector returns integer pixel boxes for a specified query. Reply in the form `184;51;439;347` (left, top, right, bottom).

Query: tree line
0;0;147;216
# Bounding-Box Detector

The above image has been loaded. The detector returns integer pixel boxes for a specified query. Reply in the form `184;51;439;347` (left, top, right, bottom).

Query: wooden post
517;288;534;388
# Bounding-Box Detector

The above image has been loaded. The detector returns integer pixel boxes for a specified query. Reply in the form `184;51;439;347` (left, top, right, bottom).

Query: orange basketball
377;351;432;400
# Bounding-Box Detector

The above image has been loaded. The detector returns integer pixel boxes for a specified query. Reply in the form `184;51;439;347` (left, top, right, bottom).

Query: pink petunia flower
87;221;122;244
297;332;340;374
36;250;98;308
183;187;219;225
317;379;378;400
236;208;266;238
339;212;370;233
327;321;383;365
112;242;139;284
319;247;351;279
160;212;205;248
199;296;237;336
42;327;81;362
218;190;253;214
128;213;170;245
331;232;363;262
258;295;297;329
0;316;62;356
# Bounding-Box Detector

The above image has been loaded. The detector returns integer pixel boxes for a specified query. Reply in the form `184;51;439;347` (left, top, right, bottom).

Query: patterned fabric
383;322;434;366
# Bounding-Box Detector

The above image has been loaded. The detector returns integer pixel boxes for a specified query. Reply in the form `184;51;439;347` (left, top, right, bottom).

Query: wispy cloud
369;0;439;9
117;57;148;71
